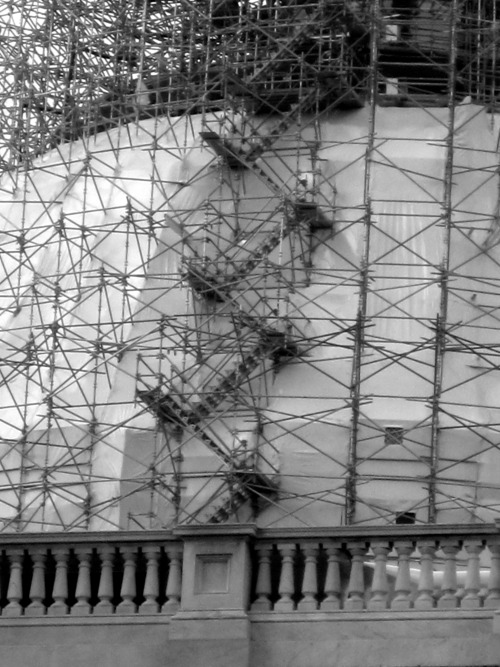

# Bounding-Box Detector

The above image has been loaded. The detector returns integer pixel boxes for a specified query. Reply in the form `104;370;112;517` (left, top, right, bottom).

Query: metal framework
1;0;500;531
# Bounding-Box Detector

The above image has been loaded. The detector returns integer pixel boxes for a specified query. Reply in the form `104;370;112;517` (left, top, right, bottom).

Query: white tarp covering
0;103;499;530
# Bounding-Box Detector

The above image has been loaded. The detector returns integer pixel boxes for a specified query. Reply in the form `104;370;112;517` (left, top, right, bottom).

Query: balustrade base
116;601;137;615
47;603;69;616
492;609;500;633
2;604;23;617
251;598;272;612
170;610;250;640
24;603;46;617
344;598;364;611
70;603;92;616
413;598;435;610
318;598;341;611
92;601;114;615
0;610;495;667
162;600;180;615
461;596;481;609
139;601;160;615
170;611;251;667
297;598;319;612
437;596;459;609
484;597;500;610
274;598;295;612
390;598;412;611
367;597;388;611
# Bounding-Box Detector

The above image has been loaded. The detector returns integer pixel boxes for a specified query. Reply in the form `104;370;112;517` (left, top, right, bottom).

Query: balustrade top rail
0;521;497;545
254;522;500;542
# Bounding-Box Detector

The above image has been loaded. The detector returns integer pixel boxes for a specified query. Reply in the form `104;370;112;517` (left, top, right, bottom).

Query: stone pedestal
169;525;256;667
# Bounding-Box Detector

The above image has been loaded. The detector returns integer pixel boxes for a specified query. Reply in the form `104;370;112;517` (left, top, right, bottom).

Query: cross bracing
0;0;500;531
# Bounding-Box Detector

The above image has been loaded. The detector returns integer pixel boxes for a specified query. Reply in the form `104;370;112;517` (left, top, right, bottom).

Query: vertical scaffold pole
345;0;379;525
428;0;459;523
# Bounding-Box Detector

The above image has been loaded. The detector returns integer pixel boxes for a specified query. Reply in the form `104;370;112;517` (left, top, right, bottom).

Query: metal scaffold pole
428;0;459;523
345;0;380;525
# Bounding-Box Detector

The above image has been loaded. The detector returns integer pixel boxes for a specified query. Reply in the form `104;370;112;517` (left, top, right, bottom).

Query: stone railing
0;531;182;616
0;524;499;617
249;524;500;613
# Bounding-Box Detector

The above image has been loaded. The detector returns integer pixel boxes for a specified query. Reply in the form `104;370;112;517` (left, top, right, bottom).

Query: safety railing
0;532;182;617
1;524;500;617
249;525;500;612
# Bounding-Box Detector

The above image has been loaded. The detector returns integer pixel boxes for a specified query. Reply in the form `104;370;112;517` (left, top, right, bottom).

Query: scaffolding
0;0;500;530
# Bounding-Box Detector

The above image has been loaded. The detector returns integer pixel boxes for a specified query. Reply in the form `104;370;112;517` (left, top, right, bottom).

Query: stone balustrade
250;524;500;613
1;524;500;617
0;532;183;616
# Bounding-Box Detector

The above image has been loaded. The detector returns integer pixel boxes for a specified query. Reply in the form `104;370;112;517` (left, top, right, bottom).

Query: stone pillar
116;546;137;615
163;544;183;615
391;541;414;611
4;549;24;617
414;541;436;610
462;540;483;609
139;545;161;614
25;548;47;616
367;541;390;611
345;542;367;611
297;542;318;612
94;545;115;615
170;525;256;667
71;547;93;616
48;547;69;616
321;541;342;611
437;540;460;609
251;544;273;612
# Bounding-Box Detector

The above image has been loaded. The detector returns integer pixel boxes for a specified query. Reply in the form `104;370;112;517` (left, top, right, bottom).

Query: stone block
176;525;255;612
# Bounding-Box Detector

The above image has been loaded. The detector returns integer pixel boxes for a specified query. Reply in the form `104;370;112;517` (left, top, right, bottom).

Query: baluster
297;543;318;611
25;548;47;616
368;541;390;610
72;548;92;615
414;541;436;609
391;541;414;610
485;541;500;609
274;543;296;612
94;546;115;615
251;545;273;611
345;543;367;611
116;546;137;614
139;545;160;614
320;541;342;611
48;547;69;616
162;545;183;614
462;540;483;609
437;540;460;609
4;549;25;616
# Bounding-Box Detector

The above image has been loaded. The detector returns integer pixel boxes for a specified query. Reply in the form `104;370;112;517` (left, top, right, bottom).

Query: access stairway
183;195;330;302
139;327;297;434
137;324;298;520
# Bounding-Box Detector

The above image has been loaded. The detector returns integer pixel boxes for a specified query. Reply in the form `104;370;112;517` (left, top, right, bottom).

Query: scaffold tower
1;0;500;531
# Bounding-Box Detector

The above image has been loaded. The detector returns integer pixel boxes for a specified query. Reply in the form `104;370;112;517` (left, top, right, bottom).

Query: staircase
137;326;296;521
183;198;330;302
